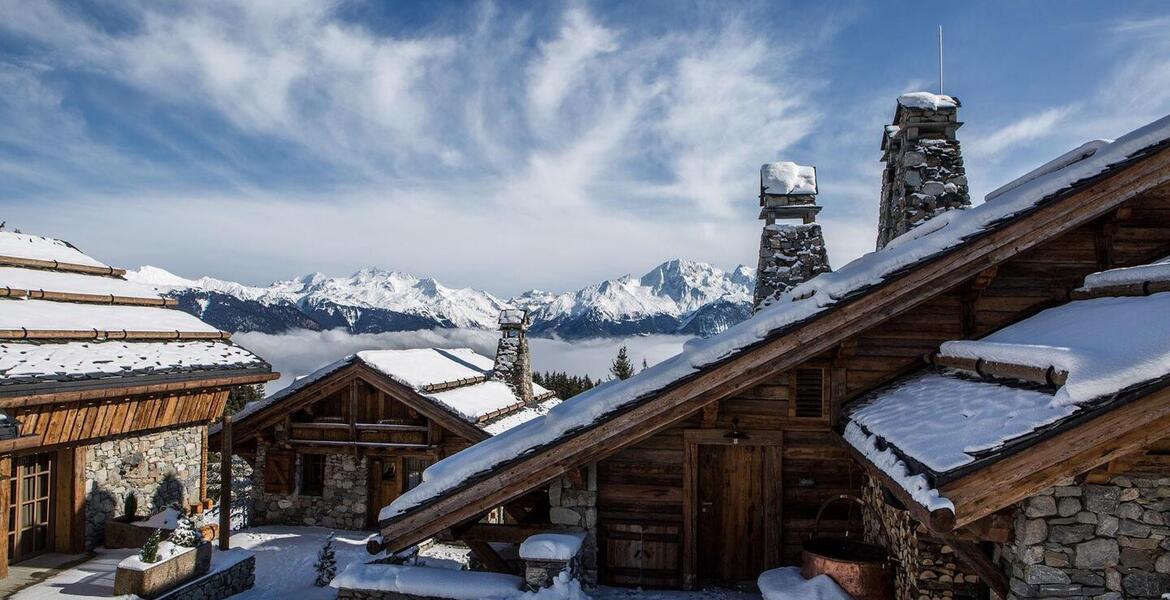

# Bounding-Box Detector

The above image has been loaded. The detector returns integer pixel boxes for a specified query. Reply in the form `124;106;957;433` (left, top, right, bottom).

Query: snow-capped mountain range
127;259;756;339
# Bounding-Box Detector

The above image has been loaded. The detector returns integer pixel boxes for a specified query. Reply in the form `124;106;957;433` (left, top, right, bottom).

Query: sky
2;0;1170;297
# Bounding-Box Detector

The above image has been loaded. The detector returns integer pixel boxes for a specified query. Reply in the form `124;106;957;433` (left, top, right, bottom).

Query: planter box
114;542;212;599
105;517;168;549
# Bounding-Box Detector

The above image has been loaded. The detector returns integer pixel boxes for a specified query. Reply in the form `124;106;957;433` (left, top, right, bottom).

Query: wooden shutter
264;451;295;494
792;368;826;418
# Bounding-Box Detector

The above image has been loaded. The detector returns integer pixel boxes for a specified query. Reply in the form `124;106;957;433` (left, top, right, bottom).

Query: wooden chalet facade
372;97;1170;596
0;232;276;578
219;315;559;532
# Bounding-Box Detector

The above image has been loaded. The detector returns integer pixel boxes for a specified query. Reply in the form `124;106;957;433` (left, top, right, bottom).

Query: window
264;451;295;494
403;458;431;493
792;368;826;418
299;454;325;497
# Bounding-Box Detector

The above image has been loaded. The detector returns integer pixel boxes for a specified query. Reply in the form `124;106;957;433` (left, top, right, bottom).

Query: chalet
0;231;276;578
369;93;1170;598
219;309;559;531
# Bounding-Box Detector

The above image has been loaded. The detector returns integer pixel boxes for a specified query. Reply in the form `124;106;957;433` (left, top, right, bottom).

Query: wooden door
697;444;766;584
683;430;783;589
367;458;400;527
8;453;54;563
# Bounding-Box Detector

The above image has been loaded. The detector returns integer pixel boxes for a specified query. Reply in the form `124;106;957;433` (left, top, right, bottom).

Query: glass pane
21;507;32;528
21;479;33;502
33;526;45;551
37;473;49;496
38;500;49;524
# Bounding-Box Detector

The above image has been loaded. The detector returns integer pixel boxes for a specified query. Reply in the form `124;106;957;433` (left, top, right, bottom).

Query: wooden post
219;415;232;551
0;457;10;580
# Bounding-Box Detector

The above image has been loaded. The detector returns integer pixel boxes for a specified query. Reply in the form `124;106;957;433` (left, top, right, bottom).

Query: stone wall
547;464;598;585
250;443;369;530
861;477;983;600
753;223;831;310
84;425;204;549
876;103;970;249
1001;474;1170;599
158;553;256;600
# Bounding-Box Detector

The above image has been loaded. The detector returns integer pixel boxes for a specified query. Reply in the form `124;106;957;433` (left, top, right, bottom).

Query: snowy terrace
843;258;1170;512
229;348;558;434
382;111;1170;522
10;525;853;600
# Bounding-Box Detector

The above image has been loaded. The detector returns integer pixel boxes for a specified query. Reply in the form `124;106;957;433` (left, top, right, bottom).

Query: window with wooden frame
299;454;326;497
264;451;296;494
790;368;827;419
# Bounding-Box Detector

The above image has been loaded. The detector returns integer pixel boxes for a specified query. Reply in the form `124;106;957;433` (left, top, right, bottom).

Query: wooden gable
376;143;1170;557
222;362;490;460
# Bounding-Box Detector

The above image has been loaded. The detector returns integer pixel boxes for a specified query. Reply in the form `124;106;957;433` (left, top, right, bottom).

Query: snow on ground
757;567;849;600
229;526;379;600
10;548;135;600
384;112;1170;520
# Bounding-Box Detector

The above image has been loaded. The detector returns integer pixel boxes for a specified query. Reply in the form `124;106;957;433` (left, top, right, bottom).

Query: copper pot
801;495;894;600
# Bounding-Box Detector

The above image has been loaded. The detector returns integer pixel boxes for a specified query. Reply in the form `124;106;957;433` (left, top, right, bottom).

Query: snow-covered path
10;526;762;600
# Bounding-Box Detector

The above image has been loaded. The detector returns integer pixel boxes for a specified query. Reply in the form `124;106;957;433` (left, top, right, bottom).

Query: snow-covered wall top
0;232;108;268
0;340;266;385
940;292;1170;406
896;92;958;110
379;111;1170;523
1079;256;1170;291
0;298;220;333
761;162;817;195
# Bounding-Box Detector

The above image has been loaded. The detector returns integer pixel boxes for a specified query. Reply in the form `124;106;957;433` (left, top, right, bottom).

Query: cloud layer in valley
236;328;690;394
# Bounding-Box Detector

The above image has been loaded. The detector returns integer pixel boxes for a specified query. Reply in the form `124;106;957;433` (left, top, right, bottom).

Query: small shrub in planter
140;529;163;564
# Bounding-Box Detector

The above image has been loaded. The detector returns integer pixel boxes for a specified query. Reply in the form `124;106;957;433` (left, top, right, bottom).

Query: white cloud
236;328;689;393
966;106;1076;159
527;7;619;125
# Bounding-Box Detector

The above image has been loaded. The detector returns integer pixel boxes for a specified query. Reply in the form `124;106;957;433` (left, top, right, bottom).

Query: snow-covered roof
231;348;556;434
0;230;271;392
0;267;167;301
985;140;1110;202
844;261;1170;511
0;298;219;333
0;341;268;387
1077;256;1170;292
380;111;1170;523
0;232;109;268
330;563;523;599
896;91;959;110
761;162;817;196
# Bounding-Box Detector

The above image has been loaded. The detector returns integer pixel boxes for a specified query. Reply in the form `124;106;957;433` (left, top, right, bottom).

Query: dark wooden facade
223;363;490;527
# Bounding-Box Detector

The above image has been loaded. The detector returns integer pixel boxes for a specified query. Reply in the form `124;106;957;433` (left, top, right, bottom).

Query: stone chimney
875;92;971;249
493;308;533;404
753;162;832;311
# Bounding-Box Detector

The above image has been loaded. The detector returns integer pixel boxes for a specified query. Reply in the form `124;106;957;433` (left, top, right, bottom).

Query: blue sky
2;0;1169;296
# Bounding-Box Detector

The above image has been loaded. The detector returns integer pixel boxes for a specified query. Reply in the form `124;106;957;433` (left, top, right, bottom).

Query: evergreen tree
610;346;634;380
169;514;199;547
224;384;264;416
140;529;163;563
314;533;338;586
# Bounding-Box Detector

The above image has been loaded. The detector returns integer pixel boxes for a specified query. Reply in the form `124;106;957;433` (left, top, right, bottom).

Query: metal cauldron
801;495;894;600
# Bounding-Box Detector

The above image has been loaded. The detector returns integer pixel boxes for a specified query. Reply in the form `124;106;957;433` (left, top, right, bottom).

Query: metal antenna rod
938;25;944;95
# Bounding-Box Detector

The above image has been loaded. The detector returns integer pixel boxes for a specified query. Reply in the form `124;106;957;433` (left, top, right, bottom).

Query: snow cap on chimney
753;162;831;311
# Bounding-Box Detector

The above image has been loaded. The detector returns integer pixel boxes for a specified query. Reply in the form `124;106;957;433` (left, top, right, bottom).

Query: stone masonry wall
84;425;203;549
876;105;970;249
159;553;256;600
250;442;369;530
1002;474;1170;599
861;477;983;600
548;464;598;585
754;223;831;310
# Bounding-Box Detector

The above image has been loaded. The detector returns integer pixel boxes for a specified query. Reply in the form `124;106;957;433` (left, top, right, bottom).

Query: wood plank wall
10;389;229;449
595;185;1170;588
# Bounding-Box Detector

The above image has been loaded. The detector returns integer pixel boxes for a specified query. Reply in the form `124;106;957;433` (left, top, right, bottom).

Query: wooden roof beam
926;353;1068;387
0;329;229;341
0;287;176;307
0;255;126;278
